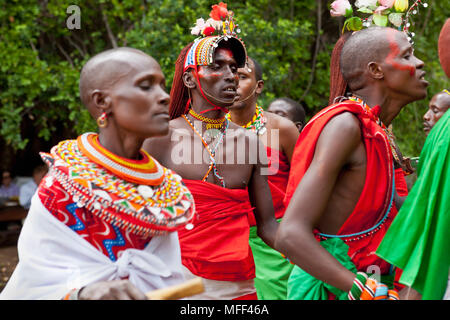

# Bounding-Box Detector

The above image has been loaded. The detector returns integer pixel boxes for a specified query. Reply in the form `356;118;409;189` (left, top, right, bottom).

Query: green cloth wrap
287;238;357;300
377;111;450;300
287;238;395;300
249;221;294;300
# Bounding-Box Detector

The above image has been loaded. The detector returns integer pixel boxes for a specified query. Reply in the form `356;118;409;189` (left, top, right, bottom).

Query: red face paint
218;48;234;60
198;71;223;79
385;29;415;77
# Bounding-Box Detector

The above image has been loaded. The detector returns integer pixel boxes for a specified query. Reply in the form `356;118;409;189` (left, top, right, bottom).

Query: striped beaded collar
39;133;196;237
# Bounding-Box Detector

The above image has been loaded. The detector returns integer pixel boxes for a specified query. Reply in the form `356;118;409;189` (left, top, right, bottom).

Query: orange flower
210;2;228;21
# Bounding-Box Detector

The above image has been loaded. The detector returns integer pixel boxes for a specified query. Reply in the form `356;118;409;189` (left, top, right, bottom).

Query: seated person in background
423;89;450;136
0;171;20;200
19;164;48;210
267;97;306;132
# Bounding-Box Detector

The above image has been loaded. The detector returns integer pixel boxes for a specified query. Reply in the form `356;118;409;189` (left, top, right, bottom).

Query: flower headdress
172;2;247;116
191;2;241;38
184;2;247;71
330;0;428;41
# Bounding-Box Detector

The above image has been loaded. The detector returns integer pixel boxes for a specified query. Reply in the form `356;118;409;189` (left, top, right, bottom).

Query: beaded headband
184;2;247;71
330;0;428;41
443;89;450;96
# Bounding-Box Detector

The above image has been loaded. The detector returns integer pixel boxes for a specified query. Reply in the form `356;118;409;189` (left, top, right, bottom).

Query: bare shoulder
323;111;361;139
313;111;363;161
265;111;298;131
313;112;363;171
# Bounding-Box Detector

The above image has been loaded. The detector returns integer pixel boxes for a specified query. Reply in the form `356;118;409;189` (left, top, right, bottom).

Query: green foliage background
1;0;449;173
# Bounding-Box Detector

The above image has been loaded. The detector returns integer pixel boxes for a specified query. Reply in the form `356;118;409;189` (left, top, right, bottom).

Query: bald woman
0;48;196;300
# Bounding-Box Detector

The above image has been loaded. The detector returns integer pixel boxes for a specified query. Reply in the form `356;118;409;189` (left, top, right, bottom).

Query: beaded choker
77;133;164;186
40;133;196;237
189;108;226;130
227;104;267;135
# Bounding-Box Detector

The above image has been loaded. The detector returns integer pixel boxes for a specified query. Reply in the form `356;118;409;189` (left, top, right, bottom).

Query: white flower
191;18;207;36
355;0;378;8
205;18;222;30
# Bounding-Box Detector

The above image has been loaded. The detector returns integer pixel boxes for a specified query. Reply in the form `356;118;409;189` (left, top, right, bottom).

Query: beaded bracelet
374;283;389;300
348;272;368;300
349;272;400;301
360;278;378;300
388;290;400;300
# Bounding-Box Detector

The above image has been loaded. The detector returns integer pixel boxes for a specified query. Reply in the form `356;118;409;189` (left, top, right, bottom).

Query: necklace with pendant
182;114;228;188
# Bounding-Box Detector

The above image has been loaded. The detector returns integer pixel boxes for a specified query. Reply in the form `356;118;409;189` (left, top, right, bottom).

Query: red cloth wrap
248;147;289;227
394;168;409;197
178;179;256;281
284;101;398;275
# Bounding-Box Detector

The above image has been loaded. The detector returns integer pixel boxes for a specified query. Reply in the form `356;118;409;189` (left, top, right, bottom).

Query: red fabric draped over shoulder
284;101;398;273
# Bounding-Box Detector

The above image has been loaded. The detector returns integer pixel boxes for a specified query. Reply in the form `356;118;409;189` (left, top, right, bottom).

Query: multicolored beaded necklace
40;133;196;237
78;133;165;186
226;104;267;135
349;96;401;164
182;113;228;188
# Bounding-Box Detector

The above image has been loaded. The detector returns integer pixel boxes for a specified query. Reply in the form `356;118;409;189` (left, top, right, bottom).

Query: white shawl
0;194;185;299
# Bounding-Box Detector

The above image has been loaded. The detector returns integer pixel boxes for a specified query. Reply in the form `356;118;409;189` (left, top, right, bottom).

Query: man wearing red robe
143;4;279;300
276;27;429;300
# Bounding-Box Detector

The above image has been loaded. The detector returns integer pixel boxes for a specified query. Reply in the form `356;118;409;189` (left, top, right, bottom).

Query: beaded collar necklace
40;133;196;236
189;108;226;130
226;104;267;135
182;114;228;187
78;133;165;186
348;96;401;164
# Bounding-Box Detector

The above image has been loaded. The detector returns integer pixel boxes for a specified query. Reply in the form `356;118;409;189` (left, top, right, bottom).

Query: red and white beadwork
40;134;196;237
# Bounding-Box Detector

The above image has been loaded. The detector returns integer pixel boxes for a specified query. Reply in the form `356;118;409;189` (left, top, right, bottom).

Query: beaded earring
97;112;108;128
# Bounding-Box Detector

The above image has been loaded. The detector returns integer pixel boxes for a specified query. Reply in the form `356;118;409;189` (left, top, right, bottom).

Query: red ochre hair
329;32;352;105
169;42;194;120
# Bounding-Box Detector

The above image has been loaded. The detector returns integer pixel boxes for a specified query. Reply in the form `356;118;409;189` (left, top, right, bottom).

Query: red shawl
284;101;397;274
248;146;290;227
177;179;255;281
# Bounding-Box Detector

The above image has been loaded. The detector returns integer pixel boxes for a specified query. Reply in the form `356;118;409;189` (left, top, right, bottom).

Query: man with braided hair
276;26;429;300
143;3;279;300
